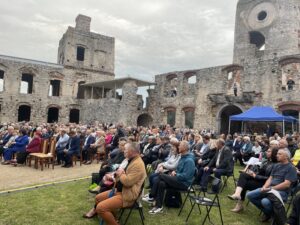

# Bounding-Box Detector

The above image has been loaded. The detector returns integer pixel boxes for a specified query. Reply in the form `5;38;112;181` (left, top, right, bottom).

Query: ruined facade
1;0;300;134
0;15;115;124
147;0;300;133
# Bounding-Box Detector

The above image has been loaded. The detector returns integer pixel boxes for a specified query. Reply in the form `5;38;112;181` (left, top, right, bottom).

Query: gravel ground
0;161;100;191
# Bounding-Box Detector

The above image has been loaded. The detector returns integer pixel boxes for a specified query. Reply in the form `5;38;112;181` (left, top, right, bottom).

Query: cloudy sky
0;0;239;81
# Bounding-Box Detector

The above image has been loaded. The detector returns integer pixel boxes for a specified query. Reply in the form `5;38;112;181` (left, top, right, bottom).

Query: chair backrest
49;139;57;156
40;139;49;154
207;176;222;194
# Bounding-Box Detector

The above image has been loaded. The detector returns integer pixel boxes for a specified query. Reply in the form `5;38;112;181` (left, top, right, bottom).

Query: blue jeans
246;188;288;216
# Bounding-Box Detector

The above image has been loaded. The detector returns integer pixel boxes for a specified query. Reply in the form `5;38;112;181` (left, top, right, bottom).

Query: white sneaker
149;207;163;214
143;193;149;198
142;195;154;203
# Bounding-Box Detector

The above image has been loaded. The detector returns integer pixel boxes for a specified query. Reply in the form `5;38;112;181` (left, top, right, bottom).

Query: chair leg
221;177;228;192
185;201;196;222
202;196;217;225
138;208;145;225
217;195;224;225
178;190;190;216
41;159;44;171
232;175;237;188
118;209;125;221
123;207;134;225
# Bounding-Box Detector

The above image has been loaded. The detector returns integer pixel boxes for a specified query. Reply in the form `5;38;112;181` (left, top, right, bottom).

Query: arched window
69;109;80;123
47;107;59;123
18;105;31;122
183;107;195;129
165;107;176;127
249;31;265;51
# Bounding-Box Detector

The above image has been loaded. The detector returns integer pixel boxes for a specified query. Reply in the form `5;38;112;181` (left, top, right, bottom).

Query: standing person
247;148;298;222
83;142;146;225
233;82;238;96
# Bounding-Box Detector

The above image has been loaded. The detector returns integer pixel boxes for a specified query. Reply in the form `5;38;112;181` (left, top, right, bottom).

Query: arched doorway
69;109;80;123
282;110;299;133
219;105;243;134
47;107;59;123
18;105;31;122
137;114;153;127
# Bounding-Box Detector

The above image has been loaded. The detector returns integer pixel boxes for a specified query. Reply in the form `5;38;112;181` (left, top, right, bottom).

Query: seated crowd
1;122;300;225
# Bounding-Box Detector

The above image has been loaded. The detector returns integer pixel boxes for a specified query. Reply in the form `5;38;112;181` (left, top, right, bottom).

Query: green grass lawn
0;167;270;225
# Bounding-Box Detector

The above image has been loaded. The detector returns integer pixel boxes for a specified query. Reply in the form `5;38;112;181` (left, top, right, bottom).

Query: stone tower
233;0;300;64
57;14;115;75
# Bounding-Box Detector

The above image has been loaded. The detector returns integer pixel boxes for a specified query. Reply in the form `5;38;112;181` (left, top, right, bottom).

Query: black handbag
164;189;182;208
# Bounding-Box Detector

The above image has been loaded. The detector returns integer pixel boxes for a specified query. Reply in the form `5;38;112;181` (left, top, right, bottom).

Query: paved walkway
0;162;100;191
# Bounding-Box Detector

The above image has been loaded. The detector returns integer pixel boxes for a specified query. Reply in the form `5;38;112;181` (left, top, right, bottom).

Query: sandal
83;212;96;219
227;194;241;201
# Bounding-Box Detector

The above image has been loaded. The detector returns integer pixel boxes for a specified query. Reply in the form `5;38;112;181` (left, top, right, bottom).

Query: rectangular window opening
20;74;33;94
0;70;4;92
49;80;61;96
77;47;85;61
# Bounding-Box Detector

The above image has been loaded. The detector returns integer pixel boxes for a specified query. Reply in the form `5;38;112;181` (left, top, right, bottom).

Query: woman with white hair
236;136;253;165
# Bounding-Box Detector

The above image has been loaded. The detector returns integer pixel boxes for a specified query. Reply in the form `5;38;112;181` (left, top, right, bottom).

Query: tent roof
230;106;297;122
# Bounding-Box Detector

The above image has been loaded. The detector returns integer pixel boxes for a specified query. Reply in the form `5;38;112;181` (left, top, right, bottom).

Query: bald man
247;148;298;222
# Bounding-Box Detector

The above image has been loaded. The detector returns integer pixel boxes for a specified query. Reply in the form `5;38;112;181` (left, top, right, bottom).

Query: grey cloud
0;0;239;80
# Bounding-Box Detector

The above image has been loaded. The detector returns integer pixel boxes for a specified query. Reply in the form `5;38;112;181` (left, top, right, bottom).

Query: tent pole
283;120;285;136
241;121;243;134
292;121;294;133
228;120;231;135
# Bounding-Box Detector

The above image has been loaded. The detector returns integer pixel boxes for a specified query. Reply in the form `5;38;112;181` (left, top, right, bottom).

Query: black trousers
150;173;187;208
237;172;265;200
82;147;97;161
98;166;112;185
235;151;244;166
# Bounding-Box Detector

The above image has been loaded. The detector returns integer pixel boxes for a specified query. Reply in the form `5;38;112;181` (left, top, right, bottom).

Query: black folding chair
186;176;223;225
221;171;236;192
118;183;145;225
221;160;236;192
176;168;199;216
286;180;299;213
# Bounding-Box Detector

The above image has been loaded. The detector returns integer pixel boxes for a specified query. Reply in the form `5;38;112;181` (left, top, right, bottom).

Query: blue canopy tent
229;106;298;135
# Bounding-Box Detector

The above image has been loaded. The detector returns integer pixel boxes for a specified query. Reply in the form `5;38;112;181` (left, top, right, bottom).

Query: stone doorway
219;105;242;134
69;109;80;123
137;113;153;127
47;107;59;123
18;105;31;122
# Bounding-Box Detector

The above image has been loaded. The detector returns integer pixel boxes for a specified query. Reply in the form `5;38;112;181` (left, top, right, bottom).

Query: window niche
20;74;33;94
0;70;4;92
77;46;85;61
249;31;265;51
49;80;61;96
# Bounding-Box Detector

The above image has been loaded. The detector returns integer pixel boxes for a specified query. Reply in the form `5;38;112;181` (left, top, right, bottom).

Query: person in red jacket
26;132;42;153
12;129;42;165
